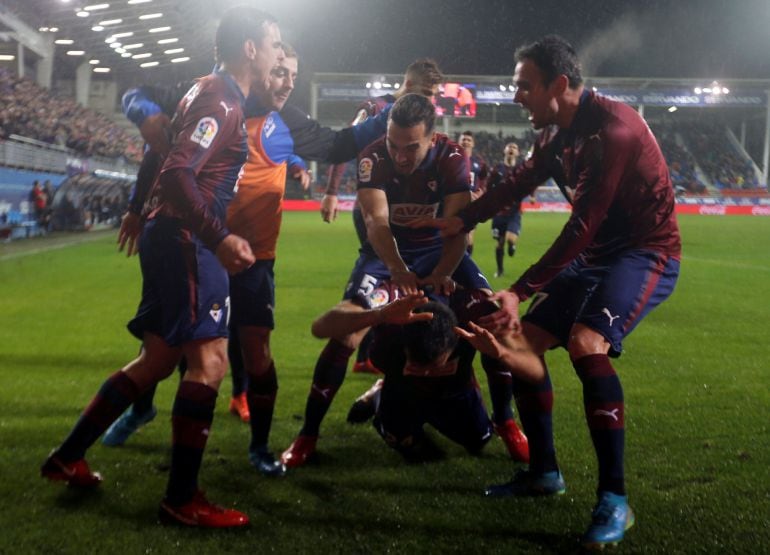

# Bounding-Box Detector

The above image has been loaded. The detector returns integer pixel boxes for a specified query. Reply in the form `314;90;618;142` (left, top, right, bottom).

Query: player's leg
428;384;494;455
506;210;522;257
159;336;248;527
480;353;529;462
42;333;181;486
283;255;391;467
491;217;505;277
569;251;678;548
227;324;250;422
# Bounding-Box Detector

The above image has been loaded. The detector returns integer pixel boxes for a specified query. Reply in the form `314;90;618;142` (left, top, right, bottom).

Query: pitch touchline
0;234;109;262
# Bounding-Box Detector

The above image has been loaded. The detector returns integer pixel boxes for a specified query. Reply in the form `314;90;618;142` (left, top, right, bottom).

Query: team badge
358;157;373;182
209;302;223;323
191;117;218;149
367;287;390;308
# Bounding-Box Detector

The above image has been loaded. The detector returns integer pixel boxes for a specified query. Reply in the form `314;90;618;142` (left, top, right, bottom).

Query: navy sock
247;362;278;451
58;371;140;461
511;359;558;474
300;339;353;436
165;381;217;506
481;354;514;424
228;329;248;397
573;353;625;496
495;246;504;274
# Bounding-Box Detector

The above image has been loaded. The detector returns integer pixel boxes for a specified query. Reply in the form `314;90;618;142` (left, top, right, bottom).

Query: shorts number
357;274;378;297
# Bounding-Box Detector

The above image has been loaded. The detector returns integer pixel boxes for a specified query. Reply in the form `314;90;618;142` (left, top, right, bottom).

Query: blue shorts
229;259;275;329
343;246;491;305
128;217;230;346
523;249;680;357
374;383;493;453
492;210;522;239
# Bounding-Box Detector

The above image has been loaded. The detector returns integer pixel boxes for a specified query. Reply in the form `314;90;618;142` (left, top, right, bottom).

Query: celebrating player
416;35;680;549
282;94;528;468
458;130;489;255
41;7;283;528
488;142;524;277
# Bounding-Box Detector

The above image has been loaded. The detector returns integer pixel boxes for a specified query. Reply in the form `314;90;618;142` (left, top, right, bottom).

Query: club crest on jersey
209;302;224;323
358;157;373;182
390;203;439;226
191;117;218;149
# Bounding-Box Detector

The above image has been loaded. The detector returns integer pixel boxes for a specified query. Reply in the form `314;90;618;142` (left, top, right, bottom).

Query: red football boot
41;453;102;488
159;491;249;528
352;359;383;375
280;435;317;468
495;419;530;463
229;392;250;423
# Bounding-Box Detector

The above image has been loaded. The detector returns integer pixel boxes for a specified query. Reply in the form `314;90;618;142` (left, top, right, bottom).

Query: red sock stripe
573;354;616;379
515;389;554;413
321;339;355;366
246;390;276;410
83;371;139;423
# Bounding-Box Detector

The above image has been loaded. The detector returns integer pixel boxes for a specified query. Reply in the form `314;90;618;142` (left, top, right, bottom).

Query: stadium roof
0;0;219;80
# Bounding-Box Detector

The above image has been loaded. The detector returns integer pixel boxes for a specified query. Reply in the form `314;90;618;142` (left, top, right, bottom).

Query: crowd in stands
0;68;143;163
50;174;130;231
651;124;707;195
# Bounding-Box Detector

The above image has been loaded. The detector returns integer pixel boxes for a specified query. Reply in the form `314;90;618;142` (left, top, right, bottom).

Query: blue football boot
102;405;157;446
249;448;287;477
484;468;566;497
581;491;635;550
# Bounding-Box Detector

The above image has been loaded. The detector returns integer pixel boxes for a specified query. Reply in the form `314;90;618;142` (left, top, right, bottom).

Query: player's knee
566;324;610;360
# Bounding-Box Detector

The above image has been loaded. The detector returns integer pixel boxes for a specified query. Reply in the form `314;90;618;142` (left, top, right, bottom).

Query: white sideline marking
0;234;110;262
682;255;770;273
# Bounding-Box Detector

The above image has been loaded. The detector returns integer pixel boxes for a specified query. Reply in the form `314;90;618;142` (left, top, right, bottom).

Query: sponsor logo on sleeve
190;117;218;149
358;157;373;182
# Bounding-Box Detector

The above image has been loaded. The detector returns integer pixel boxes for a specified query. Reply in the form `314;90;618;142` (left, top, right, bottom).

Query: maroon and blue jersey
357;133;470;252
460;91;681;300
468;154;489;193
146;70;247;250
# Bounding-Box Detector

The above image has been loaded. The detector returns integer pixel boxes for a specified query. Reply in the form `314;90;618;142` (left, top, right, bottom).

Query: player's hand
478;289;522;334
320;194;339;223
390;269;420;296
454;321;506;359
408;215;465;238
290;165;311;190
215;234;256;274
419;273;456;296
377;293;432;325
117;211;143;257
139;113;172;156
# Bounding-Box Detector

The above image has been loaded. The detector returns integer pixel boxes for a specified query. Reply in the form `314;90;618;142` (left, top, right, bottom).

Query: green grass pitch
0;212;768;553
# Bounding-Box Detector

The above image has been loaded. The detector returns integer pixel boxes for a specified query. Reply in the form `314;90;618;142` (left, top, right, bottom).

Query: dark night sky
253;0;770;80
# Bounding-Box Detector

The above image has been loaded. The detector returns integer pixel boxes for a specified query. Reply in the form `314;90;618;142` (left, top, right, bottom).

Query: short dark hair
404;58;444;94
403;302;458;365
461;130;473;137
389;94;436;134
280;42;297;59
215;6;277;64
515;35;583;89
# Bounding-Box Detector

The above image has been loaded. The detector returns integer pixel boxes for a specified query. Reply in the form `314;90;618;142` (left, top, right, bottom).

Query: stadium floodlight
128;0;152;4
0;54;15;61
93;67;110;73
132;52;152;59
140;61;159;67
66;50;85;55
365;82;371;89
84;3;110;9
121;52;131;57
373;82;382;89
668;106;677;113
508;85;515;92
39;27;49;32
499;84;506;91
115;48;126;53
89;59;100;64
394;83;400;89
76;11;90;17
92;25;104;31
157;38;178;44
164;48;183;54
149;26;170;33
139;13;163;19
99;19;122;25
171;57;190;63
109;42;121;48
111;31;134;38
694;87;702;94
50;27;59;32
54;39;74;45
722;87;730;94
123;43;144;49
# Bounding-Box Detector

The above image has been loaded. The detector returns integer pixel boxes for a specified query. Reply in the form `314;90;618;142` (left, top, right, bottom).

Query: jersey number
357;274;378;297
